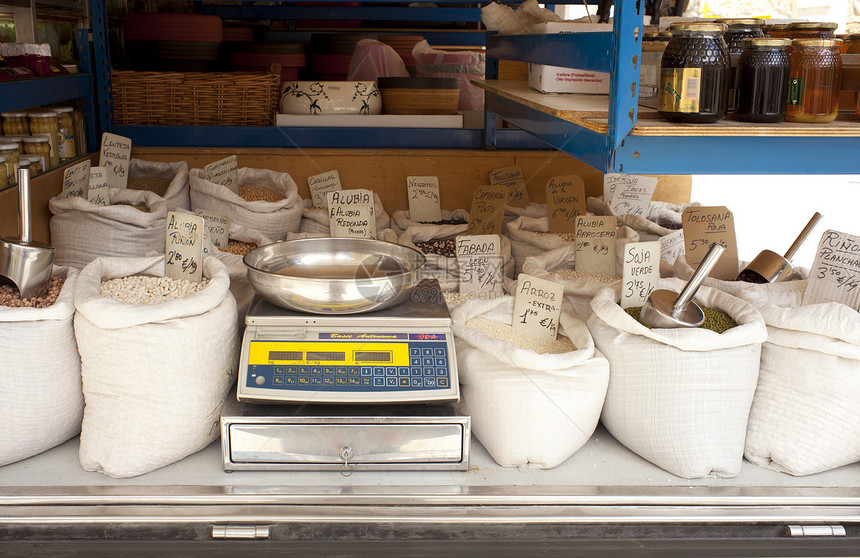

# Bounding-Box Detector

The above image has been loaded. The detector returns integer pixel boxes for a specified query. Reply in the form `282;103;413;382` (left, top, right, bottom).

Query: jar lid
658;31;673;39
0;155;6;163
0;142;18;151
715;18;765;27
643;32;660;40
2;135;26;141
23;135;51;142
1;111;29;118
792;38;843;47
788;22;838;30
743;38;791;48
53;107;74;113
28;111;58;118
669;22;727;33
18;155;36;162
767;23;790;30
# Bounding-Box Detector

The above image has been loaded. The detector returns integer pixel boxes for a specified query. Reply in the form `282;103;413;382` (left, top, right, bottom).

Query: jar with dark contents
766;24;790;39
848;34;860;54
785;39;842;123
787;22;837;40
716;18;766;53
658;22;730;123
736;38;791;122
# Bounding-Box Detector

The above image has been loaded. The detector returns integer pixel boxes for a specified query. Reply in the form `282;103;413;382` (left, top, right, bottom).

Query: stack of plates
125;13;223;72
229;42;306;82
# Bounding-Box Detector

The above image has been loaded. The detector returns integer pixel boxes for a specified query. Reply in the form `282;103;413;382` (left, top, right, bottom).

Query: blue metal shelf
0;74;93;113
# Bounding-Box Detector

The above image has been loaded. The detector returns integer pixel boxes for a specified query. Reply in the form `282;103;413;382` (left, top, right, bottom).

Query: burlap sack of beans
49;188;168;270
189;167;302;241
298;194;390;235
451;296;609;469
586;197;698;242
390;208;470;235
0;266;83;466
128;158;190;211
588;279;767;479
74;255;238;478
737;280;860;476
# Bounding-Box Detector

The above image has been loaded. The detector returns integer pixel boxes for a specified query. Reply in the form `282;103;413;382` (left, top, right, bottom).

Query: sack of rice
298;193;390;235
390;208;470;235
127;158;190;211
587;197;697;242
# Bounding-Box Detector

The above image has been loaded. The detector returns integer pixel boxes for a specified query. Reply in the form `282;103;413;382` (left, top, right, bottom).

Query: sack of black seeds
586;197;698;242
737;281;860;476
668;255;807;298
0;266;83;466
390;208;470;235
298;193;389;235
74;255;239;478
49;188;168;270
587;279;767;479
127;158;190;212
451;296;610;468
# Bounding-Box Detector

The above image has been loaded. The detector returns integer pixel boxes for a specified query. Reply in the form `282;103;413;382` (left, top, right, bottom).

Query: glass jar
19;155;43;177
53;107;77;162
1;112;30;136
0;142;21;187
28;111;60;168
786;39;842;123
736;39;791;123
848;34;860;54
787;22;838;40
0;156;8;190
22;135;53;171
659;22;730;123
716;18;766;53
766;24;791;39
72;108;87;156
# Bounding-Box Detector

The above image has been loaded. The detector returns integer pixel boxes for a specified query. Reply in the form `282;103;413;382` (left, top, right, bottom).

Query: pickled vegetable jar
28;111;60;168
19;155;43;177
0;142;20;187
54;107;77;162
1;112;29;135
23;135;53;170
785;39;842;123
736;39;791;123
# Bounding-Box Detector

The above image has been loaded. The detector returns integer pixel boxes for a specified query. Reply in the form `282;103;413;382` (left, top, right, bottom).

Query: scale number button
348;377;360;386
336;377;347;386
437;378;448;388
273;376;284;385
323;377;335;386
435;358;446;366
373;377;385;387
423;358;433;366
423;368;434;376
298;376;309;386
436;368;447;376
410;358;421;367
422;348;433;356
434;348;445;356
410;348;421;356
399;377;410;387
386;377;397;387
273;366;285;375
348;368;359;377
425;378;437;388
410;369;422;377
310;377;322;386
285;377;297;386
411;378;423;387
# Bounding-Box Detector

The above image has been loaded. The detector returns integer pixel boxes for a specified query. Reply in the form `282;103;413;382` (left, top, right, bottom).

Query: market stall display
126;159;190;212
390;208;469;235
298;192;389;235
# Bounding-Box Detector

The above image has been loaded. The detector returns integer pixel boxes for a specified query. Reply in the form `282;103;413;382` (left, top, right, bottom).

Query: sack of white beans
587;280;767;479
189;167;302;241
298;194;390;235
390;208;470;235
736;281;860;476
74;255;239;478
586;197;698;242
452;296;610;469
504;202;546;226
49;188;168;270
0;266;84;466
128;158;190;211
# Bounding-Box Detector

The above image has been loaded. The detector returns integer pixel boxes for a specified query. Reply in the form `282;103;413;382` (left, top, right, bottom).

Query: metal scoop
0;168;55;299
737;212;823;284
639;242;726;329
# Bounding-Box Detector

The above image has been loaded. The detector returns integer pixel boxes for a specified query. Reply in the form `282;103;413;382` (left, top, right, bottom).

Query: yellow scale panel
248;341;409;366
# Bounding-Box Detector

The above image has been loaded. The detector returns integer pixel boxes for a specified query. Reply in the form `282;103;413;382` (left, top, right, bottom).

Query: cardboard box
526;22;612;94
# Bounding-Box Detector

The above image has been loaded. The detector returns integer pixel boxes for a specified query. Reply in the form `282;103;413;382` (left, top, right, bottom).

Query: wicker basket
111;67;280;126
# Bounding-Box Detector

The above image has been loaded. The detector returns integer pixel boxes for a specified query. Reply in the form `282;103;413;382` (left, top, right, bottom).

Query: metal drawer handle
339;445;355;477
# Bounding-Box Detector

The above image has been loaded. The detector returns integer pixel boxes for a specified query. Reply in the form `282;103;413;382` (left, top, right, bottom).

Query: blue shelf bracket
606;0;644;158
90;0;114;137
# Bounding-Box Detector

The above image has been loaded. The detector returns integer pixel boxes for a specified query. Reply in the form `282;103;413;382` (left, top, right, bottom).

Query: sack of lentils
587;279;767;479
0;266;84;466
586;197;698;242
127;158;190;212
189;167;302;241
298;193;390;235
668;255;807;297
74;255;239;478
49;188;168;270
737;281;860;476
451;296;610;469
390;208;470;236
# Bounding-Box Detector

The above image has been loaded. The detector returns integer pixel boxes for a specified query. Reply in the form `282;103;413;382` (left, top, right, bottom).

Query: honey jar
1;112;29;136
716;18;766;54
785;39;842;123
28;111;60;168
736;39;791;122
787;22;838;40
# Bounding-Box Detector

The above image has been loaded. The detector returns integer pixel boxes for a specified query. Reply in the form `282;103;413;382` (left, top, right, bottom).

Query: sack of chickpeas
49;188;168;270
298;193;390;235
737;281;860;476
73;255;239;478
587;279;767;479
586;197;697;242
451;296;610;469
189;167;302;241
390;208;470;236
127;159;190;212
0;266;84;466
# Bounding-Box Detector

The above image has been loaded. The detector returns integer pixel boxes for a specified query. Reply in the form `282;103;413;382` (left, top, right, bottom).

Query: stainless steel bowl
243;237;426;314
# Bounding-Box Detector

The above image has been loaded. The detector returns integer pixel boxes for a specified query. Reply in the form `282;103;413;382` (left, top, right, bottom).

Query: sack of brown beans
298;193;390;235
49;188;168;270
667;256;807;298
587;279;767;479
586;197;698;242
451;296;610;469
74;255;239;478
390;208;470;235
0;266;84;467
736;281;860;476
127;158;190;211
189;167;302;241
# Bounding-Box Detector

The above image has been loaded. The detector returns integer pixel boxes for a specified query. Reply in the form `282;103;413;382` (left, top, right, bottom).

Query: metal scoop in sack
639;242;726;329
737;212;823;284
0;168;55;299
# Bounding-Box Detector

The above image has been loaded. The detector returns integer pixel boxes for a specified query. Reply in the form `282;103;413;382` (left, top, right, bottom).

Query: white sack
670;255;807;298
504;202;545;227
390;208;470;236
0;267;83;466
298;194;390;235
586;197;696;242
129;158;190;211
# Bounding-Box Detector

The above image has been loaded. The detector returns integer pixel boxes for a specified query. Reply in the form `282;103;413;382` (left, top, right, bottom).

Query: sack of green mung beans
49;188;168;270
451;296;610;469
298;194;390;235
189;167;302;241
127;158;190;211
586;197;698;242
73;255;239;478
587;279;767;479
735;281;860;476
390;208;470;235
0;266;84;467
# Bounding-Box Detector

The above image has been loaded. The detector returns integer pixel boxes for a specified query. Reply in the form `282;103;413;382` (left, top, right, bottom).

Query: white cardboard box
527;22;612;94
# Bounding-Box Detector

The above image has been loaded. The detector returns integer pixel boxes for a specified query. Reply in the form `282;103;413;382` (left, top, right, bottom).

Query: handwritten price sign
457;234;503;295
98;132;131;189
513;273;563;341
165;211;204;283
546;174;585;234
407;176;442;223
804;229;860;310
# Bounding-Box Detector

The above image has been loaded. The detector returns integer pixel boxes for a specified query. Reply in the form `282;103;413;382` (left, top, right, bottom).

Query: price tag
466;185;506;235
165;211;204;283
621;241;661;309
87;166;110;206
574;215;617;277
307;170;342;208
513;273;564;341
490;165;529;208
98;132;131;190
456;234;503;294
203;155;239;194
546;174;586;234
660;229;685;264
803;230;860;310
609;175;658;216
61;159;90;199
195;209;229;249
681;206;739;281
328;189;376;239
407;176;442;223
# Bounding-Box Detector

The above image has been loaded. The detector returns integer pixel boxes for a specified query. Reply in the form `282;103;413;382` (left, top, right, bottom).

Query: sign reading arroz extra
407;175;442;224
328;188;376;239
456;234;503;295
513;273;564;341
621;241;661;309
87;166;110;206
62;159;90;199
204;155;239;194
574;215;617;278
165;211;205;283
98;132;131;189
489;165;529;208
682;205;739;281
546;174;586;234
308;169;342;208
804;229;860;310
466;185;506;235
